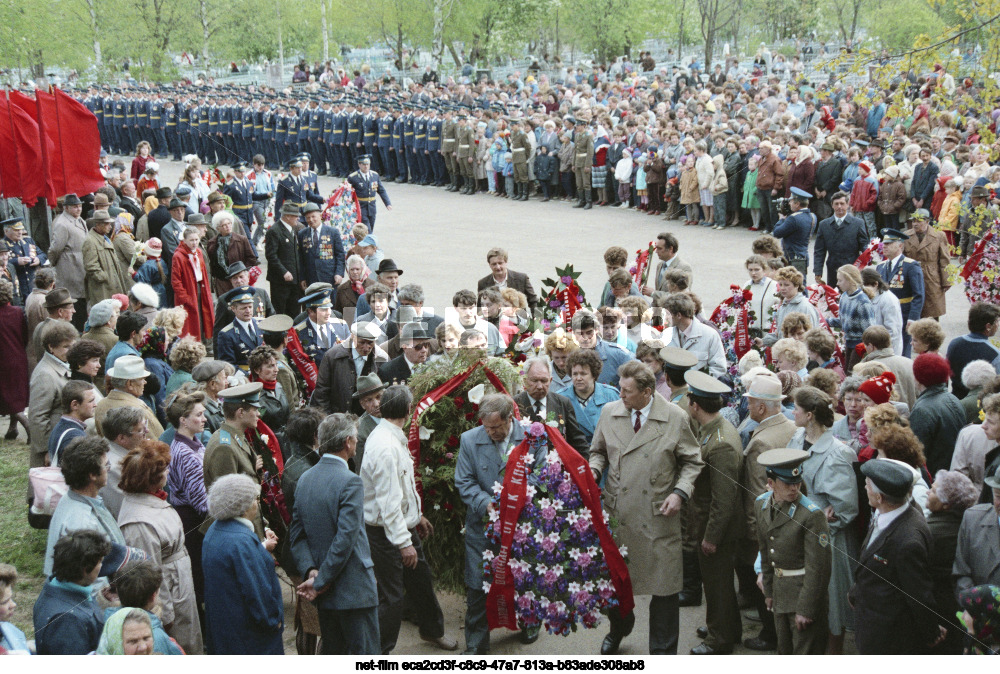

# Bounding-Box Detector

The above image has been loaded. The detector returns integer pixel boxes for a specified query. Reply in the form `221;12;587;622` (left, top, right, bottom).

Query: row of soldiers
80;86;536;193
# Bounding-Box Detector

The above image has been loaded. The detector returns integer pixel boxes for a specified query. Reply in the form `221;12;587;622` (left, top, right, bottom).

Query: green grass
0;433;49;638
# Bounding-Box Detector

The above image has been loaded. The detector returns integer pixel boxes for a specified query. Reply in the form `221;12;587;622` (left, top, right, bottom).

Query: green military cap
684;370;731;397
259;314;293;334
218;381;263;406
660;346;699;371
302;282;333;297
222;286;255;305
757;447;809;484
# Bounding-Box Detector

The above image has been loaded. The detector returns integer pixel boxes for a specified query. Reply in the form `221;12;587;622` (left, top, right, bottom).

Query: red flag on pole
8;90;56;203
34;88;106;198
0;94;49;206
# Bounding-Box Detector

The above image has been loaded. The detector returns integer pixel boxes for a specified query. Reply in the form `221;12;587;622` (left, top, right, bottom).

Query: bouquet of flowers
538;265;587;329
853;238;885;269
482;423;633;636
710;284;759;379
321;182;363;252
961;219;1000;304
404;351;522;589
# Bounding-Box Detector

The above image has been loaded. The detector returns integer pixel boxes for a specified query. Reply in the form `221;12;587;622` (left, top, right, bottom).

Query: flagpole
51;84;68;198
4;88;27;204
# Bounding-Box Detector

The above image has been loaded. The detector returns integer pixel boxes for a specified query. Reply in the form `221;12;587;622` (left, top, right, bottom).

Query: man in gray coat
290;413;381;654
455;394;544;655
48;194;89;327
952;468;1000;597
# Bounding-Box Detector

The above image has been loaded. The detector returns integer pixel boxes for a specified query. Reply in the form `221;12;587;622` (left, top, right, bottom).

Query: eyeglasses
411;342;431;351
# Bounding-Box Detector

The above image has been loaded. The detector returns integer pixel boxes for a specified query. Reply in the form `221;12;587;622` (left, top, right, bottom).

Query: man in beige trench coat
590;361;704;655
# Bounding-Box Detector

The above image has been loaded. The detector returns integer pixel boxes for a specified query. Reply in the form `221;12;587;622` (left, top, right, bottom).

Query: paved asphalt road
147;156;971;656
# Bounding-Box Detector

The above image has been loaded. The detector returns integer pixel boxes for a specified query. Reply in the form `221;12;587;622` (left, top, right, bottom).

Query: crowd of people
1;46;1000;658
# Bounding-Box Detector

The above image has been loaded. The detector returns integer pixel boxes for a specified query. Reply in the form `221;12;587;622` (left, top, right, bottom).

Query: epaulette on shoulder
220;323;234;333
798;494;820;512
218;429;231;444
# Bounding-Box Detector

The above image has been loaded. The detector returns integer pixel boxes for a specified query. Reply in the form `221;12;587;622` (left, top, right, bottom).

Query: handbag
28;466;67;517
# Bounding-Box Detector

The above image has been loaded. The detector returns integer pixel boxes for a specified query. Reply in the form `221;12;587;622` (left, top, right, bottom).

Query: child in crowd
615;147;633;207
635;154;648;212
502;152;514;198
680;155;700;225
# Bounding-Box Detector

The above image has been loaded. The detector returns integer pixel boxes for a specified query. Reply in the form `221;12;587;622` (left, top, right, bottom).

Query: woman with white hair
959;360;999;424
202;473;284;654
206;210;258;295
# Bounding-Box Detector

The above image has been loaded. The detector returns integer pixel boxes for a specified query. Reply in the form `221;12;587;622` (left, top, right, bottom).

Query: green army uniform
688;413;744;652
202;420;265;539
441;115;458;189
572;124;594;208
511;128;530;183
456;120;475;190
756;448;833;655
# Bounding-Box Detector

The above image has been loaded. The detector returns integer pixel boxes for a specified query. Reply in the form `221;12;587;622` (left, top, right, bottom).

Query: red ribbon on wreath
285;328;318;395
854;240;881;269
407;361;518;498
630;242;654;287
710;285;753;360
487;426;634;630
961;230;994;280
321;182;363;224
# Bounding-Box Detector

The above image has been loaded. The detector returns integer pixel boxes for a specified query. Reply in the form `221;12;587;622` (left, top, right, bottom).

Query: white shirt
309;318;331;349
867;502;908;548
361;419;421;547
631;398;654;430
528;395;547;419
235;317;257;339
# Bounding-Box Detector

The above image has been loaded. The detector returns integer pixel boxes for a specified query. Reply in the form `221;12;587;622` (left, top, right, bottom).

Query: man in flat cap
266;203;306;315
755;448;832;654
849;459;944;654
684;371;743;655
312;322;388;415
49;194;89;323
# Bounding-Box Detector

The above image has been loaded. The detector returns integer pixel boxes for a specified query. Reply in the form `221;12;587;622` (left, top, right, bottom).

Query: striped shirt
168;433;209;514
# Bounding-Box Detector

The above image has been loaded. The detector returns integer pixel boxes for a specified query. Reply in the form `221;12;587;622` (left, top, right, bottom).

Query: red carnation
465;412;476;421
742;288;753;301
447;435;460;448
453;396;465;408
444;502;453;511
471;403;479;411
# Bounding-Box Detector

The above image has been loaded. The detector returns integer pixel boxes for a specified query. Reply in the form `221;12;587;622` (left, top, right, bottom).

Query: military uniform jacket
573;132;594;168
877;256;925;322
294;317;351;365
217;318;262;371
741;413;797;534
456;125;474;158
274;173;308;212
223;178;254;218
511;130;530;164
297;224;346;284
347;170;390;207
688;415;744;545
377;116;393;147
441;119;457;153
6;235;44;300
202;422;264;538
413;117;427;151
756;492;832;618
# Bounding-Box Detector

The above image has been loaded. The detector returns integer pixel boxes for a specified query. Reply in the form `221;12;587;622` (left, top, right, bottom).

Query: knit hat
208;473;260;521
144;238;162;258
859;371;896;405
858;160;874;175
912;352;952;387
88;299;119;328
776;370;802;402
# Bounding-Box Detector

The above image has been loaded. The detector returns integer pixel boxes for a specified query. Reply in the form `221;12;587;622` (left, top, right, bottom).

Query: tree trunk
276;0;284;73
321;0;329;62
199;0;210;62
677;0;686;59
396;24;404;73
447;41;462;68
84;0;102;67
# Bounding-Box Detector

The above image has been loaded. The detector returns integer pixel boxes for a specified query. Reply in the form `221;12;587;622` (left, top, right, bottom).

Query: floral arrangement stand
321;182;363;253
962;228;999;304
404;351;523;590
710;284;756;378
484;422;634;636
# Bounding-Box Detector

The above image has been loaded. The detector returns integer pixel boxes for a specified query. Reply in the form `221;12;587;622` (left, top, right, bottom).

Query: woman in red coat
0;278;29;440
130;141;155;182
785;145;816;198
171;227;214;343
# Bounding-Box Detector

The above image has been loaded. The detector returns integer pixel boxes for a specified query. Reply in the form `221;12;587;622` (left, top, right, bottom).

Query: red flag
34;88;105;198
0;94;48;206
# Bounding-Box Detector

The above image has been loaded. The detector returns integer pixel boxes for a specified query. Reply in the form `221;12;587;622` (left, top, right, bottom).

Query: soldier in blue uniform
377;108;395;181
362;103;380;174
297;152;322;200
287;106;302;164
345;100;363;167
392;106;408;183
2;218;45;304
876;228;925;357
305;98;323;175
275;158;323;215
412;106;429;185
331;100;347;177
113;91;127;154
772;187;815;275
294;288;350;366
297;202;345;286
197;98;211;164
216;286;264;374
165;98;180;160
262;103;276;169
223;162;255;239
149;94;165;156
207;98;221;164
212;262;274;354
245;101;259;166
347;155;392;233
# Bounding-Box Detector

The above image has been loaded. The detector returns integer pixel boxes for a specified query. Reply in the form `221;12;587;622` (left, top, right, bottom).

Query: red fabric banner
962;231;994;281
35;88;106;199
0;94;48;206
8;91;56;203
486;426;635;629
285;328;318;395
733;305;751;360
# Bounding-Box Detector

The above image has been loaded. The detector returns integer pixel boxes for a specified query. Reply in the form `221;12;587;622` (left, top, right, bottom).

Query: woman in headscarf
96;608;156;655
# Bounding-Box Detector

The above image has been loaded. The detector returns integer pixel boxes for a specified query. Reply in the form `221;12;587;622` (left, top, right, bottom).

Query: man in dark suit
514;356;590;459
849;460;944;654
812;191;869;286
289;413;381;654
812;142;844;222
312;322;388;414
476;246;538;310
378;323;431;385
145;186;173;240
455;394;543;654
265;203;305;315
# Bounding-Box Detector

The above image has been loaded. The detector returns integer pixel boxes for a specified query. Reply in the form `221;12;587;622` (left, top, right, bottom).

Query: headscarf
142;195;158;214
958;584;1000;653
96;607;147;655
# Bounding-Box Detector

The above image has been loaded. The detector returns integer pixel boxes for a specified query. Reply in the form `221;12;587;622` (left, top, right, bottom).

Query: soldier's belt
349;128;359;132
357;196;376;202
150;116;161;119
429;137;439;141
513;148;526;152
773;567;805;577
899;297;913;304
166;122;177;126
232;204;252;209
576;153;588;157
255;125;263;129
365;132;376;136
209;122;218;125
459;144;470;148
